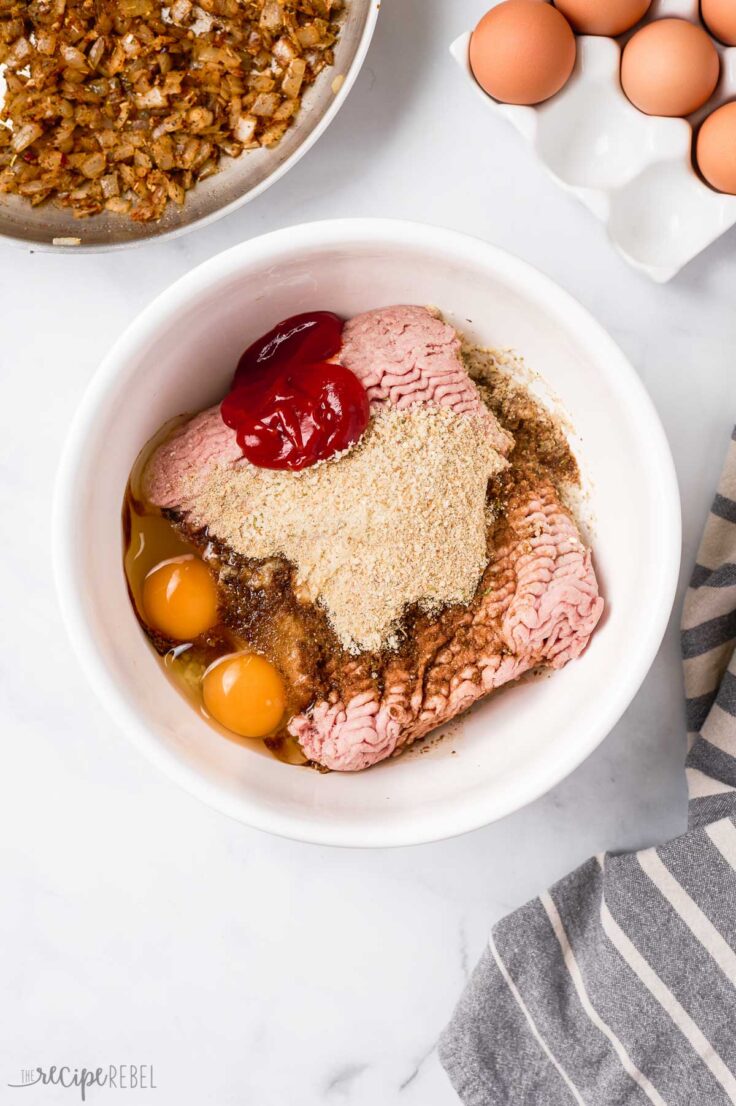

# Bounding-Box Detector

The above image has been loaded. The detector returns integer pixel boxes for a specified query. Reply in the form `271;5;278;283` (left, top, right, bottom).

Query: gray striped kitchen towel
439;429;736;1106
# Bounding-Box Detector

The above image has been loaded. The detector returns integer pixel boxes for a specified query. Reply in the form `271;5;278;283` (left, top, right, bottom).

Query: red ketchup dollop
221;312;369;472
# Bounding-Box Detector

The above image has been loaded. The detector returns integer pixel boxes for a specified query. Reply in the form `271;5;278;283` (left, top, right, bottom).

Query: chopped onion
0;0;342;221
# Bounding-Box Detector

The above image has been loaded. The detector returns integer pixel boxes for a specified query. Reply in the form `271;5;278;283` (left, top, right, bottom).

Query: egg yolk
202;653;286;739
142;555;218;641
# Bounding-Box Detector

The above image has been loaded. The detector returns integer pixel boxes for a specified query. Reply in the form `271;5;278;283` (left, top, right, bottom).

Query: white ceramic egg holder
452;0;736;281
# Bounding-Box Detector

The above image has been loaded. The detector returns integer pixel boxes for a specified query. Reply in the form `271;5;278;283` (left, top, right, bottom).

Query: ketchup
221;313;369;472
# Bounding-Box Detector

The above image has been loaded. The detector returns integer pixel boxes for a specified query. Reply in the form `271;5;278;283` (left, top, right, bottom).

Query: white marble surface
2;1;736;1102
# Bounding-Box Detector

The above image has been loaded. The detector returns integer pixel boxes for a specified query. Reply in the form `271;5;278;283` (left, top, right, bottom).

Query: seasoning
189;405;508;653
463;344;579;495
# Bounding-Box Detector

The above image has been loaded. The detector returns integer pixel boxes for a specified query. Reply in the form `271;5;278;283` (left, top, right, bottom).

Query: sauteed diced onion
0;0;343;221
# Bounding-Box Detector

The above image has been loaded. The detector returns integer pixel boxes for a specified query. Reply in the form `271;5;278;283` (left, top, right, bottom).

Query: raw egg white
554;0;651;36
202;653;286;739
697;102;736;194
702;0;736;47
143;555;218;641
621;19;720;117
470;0;576;106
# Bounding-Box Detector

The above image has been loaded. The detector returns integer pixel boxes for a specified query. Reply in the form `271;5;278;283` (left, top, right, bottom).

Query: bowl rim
53;218;682;847
0;2;380;254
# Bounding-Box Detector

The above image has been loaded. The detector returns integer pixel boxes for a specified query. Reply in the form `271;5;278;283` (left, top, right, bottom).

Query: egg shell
554;0;651;37
469;0;576;107
620;18;720;118
696;101;736;194
701;0;736;47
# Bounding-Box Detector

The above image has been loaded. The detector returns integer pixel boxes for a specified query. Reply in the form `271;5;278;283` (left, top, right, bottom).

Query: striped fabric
439;430;736;1106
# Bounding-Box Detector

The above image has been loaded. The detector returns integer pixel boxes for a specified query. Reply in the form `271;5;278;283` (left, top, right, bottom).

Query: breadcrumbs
190;405;508;653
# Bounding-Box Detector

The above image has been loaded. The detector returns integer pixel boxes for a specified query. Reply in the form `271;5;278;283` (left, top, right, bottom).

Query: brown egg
621;19;720;117
470;0;576;106
696;102;736;194
554;0;651;36
702;0;736;46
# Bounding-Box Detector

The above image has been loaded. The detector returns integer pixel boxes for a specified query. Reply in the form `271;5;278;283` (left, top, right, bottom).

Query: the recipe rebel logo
7;1065;157;1100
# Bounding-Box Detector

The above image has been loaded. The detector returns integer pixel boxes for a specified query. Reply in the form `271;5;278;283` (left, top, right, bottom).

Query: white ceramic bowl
54;219;680;847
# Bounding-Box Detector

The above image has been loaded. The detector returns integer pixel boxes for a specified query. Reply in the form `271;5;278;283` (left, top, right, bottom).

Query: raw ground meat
340;306;514;458
141;305;604;771
288;483;603;771
143;407;242;512
142;306;513;511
